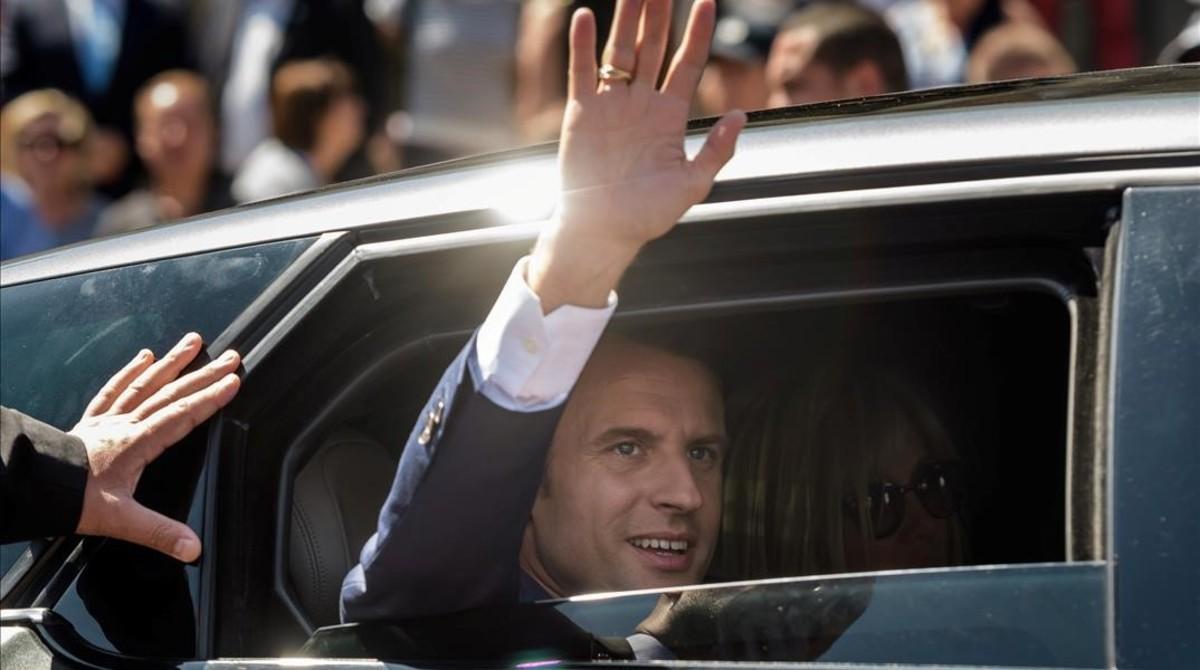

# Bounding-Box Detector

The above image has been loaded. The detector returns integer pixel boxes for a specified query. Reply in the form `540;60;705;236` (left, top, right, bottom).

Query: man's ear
843;60;889;98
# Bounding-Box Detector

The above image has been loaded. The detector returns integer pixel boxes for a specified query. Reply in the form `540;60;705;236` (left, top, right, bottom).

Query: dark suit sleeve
340;336;567;622
1;406;89;543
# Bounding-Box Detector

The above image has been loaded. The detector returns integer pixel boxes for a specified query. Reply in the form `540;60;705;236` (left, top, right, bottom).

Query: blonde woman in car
719;364;969;580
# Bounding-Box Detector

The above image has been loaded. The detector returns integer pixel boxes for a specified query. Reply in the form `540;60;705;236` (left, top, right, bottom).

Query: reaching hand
70;333;241;562
530;0;746;312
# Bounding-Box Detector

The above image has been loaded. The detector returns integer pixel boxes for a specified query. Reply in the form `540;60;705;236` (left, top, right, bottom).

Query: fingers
688;110;746;196
602;0;644;74
567;7;597;101
112;498;203;562
138;373;240;462
131;350;241;421
634;0;672;87
83;348;155;418
108;333;203;415
660;0;717;102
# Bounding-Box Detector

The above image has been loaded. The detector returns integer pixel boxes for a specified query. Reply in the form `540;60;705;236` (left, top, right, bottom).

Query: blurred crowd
1;0;1197;261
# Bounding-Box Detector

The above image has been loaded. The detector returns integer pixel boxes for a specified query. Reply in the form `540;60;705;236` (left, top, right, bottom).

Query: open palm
557;0;745;248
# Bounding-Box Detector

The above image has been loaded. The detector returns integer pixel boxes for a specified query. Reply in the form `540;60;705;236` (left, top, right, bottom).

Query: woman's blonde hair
0;89;93;176
717;365;968;580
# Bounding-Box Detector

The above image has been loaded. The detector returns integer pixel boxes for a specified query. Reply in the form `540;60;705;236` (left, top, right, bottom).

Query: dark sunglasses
844;460;965;540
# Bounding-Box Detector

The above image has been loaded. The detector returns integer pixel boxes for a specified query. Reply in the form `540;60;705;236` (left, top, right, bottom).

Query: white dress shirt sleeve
471;256;617;412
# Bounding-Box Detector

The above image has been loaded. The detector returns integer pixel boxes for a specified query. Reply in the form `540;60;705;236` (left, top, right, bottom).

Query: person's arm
341;259;615;621
342;0;743;622
1;408;90;542
1;334;241;561
528;0;744;313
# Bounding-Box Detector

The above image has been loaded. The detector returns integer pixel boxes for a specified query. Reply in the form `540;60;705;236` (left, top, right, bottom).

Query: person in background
0;90;107;260
513;1;617;144
1025;0;1138;70
514;0;572;143
368;0;523;166
1158;0;1200;65
878;0;1042;89
694;0;792;117
94;71;231;237
231;59;365;204
1;0;192;196
719;365;968;580
765;2;908;108
188;0;383;181
966;20;1076;83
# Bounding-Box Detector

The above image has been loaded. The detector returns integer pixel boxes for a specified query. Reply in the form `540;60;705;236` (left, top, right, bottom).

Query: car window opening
241;241;1080;664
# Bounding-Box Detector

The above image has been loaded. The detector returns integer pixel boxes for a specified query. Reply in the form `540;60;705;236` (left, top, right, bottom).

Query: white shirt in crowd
221;0;294;175
231;137;318;204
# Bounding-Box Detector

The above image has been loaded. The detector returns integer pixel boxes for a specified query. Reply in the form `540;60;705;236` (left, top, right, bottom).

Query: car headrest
289;429;396;628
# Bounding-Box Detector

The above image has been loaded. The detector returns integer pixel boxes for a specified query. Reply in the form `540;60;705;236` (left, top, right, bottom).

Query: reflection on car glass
0;237;313;651
303;564;1103;666
0;238;312;429
54;541;196;657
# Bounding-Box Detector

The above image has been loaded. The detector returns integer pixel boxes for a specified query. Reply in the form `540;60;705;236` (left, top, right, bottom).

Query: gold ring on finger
599;64;634;84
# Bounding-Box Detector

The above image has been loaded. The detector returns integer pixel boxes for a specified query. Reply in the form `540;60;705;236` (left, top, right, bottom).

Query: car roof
2;65;1197;287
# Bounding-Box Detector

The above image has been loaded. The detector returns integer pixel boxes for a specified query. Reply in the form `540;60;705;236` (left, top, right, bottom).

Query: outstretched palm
71;334;241;562
557;0;745;248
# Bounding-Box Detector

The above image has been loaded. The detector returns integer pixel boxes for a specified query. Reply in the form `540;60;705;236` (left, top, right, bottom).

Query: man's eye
687;446;717;462
613;442;640;457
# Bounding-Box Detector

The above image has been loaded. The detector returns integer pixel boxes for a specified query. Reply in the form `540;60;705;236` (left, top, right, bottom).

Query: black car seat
289;429;397;628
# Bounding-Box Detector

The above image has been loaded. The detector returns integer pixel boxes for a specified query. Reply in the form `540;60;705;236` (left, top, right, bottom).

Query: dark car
2;66;1197;669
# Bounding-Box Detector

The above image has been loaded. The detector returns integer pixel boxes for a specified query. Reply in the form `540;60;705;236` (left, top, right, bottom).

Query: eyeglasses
844;460;965;540
17;134;83;159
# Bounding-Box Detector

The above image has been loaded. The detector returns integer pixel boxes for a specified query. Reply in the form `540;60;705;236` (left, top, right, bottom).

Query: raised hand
529;0;746;312
70;333;241;562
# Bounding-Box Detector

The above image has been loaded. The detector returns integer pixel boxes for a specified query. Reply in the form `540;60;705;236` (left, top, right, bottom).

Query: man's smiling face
519;337;726;597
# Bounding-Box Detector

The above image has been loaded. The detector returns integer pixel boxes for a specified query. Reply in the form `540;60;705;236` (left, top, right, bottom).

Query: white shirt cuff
474;256;616;411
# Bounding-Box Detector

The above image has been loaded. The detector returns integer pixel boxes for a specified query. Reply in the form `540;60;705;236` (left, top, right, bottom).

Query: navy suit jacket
341;337;564;622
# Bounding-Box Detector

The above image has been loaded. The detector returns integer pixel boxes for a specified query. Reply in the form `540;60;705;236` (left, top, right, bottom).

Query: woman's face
842;437;953;573
15;114;87;194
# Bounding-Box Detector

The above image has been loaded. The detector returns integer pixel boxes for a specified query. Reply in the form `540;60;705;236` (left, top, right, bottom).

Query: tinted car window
306;564;1105;667
0;238;312;425
0;238;312;584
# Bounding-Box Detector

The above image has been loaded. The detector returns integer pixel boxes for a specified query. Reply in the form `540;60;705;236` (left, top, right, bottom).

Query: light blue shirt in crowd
0;178;105;261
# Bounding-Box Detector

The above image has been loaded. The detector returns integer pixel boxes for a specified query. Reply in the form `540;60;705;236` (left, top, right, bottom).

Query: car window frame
1106;185;1200;669
247;186;1111;654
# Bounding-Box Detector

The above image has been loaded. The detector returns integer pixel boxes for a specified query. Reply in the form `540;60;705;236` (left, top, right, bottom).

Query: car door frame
1106;185;1200;669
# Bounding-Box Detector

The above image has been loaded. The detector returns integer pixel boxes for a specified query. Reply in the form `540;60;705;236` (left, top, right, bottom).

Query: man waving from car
342;0;745;621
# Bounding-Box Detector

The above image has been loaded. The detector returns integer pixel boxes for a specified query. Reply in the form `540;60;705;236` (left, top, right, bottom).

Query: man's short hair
270;59;357;152
966;21;1077;83
134;70;212;124
779;2;909;93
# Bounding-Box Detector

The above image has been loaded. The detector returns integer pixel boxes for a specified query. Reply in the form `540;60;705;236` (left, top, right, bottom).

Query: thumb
110;498;202;562
689;109;746;194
